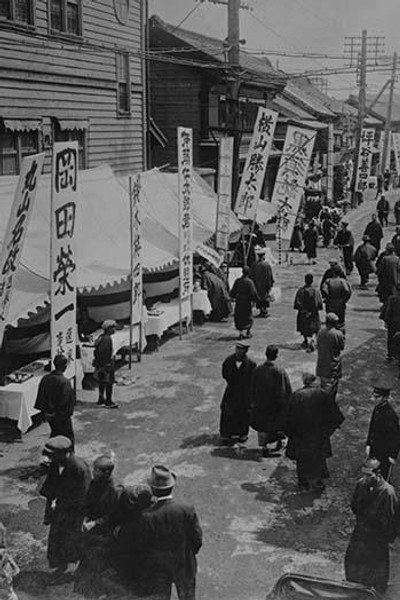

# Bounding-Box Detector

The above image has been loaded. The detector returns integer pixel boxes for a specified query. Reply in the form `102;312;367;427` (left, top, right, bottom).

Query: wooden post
129;176;133;369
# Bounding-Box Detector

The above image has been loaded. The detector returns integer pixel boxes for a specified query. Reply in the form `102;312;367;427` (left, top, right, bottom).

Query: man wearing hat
35;354;75;447
39;436;91;576
230;266;259;339
383;282;400;361
376;243;400;304
353;234;377;289
334;221;354;275
320;264;352;332
366;380;400;480
320;258;346;288
220;341;257;444
316;313;345;403
250;247;274;318
377;194;390;227
139;465;203;600
250;345;292;456
345;458;398;593
93;320;118;408
286;372;344;491
363;214;383;252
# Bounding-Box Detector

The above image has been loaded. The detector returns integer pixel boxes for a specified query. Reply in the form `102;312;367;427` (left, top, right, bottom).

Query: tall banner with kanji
271;125;316;241
0;153;45;346
178;127;193;300
50;141;78;379
355;128;375;193
216;136;233;251
392;132;400;173
234;108;278;220
130;174;142;324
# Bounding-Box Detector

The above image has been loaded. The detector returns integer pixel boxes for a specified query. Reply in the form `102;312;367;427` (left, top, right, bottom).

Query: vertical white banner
130;174;142;324
0;153;45;346
178;127;193;300
271;125;316;241
216;136;233;251
355;128;375;192
51;141;78;379
234;107;278;220
392;132;400;173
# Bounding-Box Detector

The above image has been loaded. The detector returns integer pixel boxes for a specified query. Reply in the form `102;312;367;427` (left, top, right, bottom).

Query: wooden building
148;15;287;174
0;0;146;176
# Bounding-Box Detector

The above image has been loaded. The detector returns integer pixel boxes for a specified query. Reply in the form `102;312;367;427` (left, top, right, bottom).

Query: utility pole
350;29;367;208
381;52;397;172
226;0;241;206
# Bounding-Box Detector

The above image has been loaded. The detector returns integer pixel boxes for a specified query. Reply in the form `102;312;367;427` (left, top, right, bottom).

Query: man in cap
366;380;400;480
35;354;75;448
320;258;346;288
334;221;354;275
250;345;292;456
39;436;91;576
345;458;398;594
230;266;259;339
286;372;344;491
353;234;377;289
383;282;400;361
377;194;390;227
139;465;203;600
321;264;352;331
220;342;257;445
93;320;118;408
294;273;323;352
364;214;383;252
250;248;274;318
376;242;400;304
316;313;345;403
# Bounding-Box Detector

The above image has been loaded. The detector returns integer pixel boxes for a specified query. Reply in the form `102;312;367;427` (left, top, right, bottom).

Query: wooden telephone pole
350;29;367;208
226;0;241;206
381;52;398;172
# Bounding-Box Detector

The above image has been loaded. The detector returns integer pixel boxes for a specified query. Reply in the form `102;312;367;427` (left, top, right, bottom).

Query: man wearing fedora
93;320;119;408
139;465;202;600
250;248;274;318
366;380;400;480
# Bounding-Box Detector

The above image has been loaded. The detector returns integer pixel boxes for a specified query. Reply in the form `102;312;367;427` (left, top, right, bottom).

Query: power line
169;3;202;34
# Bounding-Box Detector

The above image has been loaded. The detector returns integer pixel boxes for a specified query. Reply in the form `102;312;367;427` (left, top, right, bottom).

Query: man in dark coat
391;225;400;257
230;266;259;339
364;213;383;252
345;458;398;594
377;194;390;227
321;264;352;331
94;320;118;408
394;198;400;226
250;248;274;318
250;345;292;456
320;259;346;288
353;235;377;288
383;283;400;361
220;342;257;444
376;243;400;304
139;465;202;600
201;266;232;322
286;372;344;491
303;219;318;264
334;221;354;275
294;273;323;352
316;313;345;402
39;436;91;575
366;381;400;480
35;354;75;448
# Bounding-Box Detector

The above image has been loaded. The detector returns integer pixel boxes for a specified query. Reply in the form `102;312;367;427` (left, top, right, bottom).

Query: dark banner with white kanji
51;141;78;379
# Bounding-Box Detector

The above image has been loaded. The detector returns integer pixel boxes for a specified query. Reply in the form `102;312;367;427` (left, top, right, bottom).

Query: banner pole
129;176;133;369
179;298;183;340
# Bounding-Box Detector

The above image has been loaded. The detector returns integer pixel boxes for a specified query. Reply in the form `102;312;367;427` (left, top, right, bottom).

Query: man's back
316;327;344;378
35;371;74;416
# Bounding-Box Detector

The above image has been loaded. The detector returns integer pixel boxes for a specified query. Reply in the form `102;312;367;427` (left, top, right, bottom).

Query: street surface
2;189;400;600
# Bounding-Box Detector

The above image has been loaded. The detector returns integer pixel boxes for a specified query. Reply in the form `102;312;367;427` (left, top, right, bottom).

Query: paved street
2;190;400;600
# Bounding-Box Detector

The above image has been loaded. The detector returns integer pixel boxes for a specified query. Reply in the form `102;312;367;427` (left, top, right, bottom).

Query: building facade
0;0;146;176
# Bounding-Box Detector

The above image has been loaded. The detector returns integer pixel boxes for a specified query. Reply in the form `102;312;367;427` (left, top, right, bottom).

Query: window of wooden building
49;0;81;36
0;0;34;26
116;52;131;115
54;124;87;169
0;127;38;175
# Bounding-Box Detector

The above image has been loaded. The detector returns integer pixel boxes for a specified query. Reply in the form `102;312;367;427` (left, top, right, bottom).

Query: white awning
58;119;90;131
3;119;42;132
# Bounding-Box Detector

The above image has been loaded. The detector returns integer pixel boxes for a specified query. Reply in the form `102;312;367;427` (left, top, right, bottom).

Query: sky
149;0;400;100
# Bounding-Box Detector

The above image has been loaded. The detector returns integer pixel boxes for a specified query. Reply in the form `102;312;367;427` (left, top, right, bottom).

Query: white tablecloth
192;290;212;315
146;298;191;338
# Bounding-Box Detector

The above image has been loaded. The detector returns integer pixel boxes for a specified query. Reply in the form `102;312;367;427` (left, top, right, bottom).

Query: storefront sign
271;125;316;241
234;108;278;220
0;153;45;346
216;136;233;251
130;174;142;324
50;142;78;378
355;128;375;192
178;127;193;300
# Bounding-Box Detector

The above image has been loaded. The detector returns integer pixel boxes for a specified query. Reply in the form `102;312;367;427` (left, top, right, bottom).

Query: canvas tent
0;164;241;332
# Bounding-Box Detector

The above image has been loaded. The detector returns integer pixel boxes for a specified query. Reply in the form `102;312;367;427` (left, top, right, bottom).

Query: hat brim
148;474;176;490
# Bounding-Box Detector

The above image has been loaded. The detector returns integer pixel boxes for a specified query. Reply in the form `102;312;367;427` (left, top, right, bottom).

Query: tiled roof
284;78;336;119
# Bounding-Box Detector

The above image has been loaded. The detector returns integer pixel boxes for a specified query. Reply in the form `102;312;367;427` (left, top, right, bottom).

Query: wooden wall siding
151;62;203;167
0;0;145;176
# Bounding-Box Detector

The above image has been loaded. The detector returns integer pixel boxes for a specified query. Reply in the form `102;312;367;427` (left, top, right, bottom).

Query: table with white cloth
0;359;84;434
146;298;191;344
192;289;212;316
